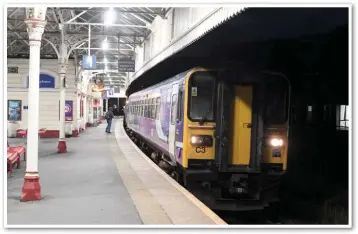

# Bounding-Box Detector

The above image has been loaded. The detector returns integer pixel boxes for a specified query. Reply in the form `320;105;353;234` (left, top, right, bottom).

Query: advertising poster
65;100;73;121
8;100;22;121
80;99;83;117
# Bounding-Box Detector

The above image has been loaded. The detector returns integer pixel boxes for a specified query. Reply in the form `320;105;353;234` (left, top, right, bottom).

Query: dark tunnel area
126;7;349;224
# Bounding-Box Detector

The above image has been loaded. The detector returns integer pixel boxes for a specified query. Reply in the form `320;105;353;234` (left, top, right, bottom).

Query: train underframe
124;123;283;212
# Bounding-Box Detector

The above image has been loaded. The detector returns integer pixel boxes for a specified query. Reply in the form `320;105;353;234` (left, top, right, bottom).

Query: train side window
150;98;154;119
146;99;150;118
142;100;144;117
336;105;349;130
156;97;161;120
139;100;142;116
171;94;178;124
149;98;152;119
152;98;156;119
147;99;150;118
153;98;156;119
306;104;317;125
177;90;183;121
143;99;147;117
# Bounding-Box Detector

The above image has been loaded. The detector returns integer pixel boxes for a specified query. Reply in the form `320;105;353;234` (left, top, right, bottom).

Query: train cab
178;67;290;210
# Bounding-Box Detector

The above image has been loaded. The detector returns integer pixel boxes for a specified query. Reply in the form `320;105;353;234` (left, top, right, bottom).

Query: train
124;66;291;211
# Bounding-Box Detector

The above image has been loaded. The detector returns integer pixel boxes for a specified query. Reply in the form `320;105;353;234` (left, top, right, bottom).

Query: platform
6;119;226;226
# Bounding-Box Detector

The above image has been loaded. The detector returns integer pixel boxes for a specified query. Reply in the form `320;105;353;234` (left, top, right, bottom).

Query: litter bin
8;121;20;138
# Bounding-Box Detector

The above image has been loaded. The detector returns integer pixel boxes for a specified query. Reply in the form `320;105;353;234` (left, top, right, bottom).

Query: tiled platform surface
6;119;226;226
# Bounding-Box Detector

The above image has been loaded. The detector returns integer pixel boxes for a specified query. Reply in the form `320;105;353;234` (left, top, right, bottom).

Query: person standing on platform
105;107;114;133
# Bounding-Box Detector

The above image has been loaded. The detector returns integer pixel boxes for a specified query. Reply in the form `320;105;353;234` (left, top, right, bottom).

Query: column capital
24;7;47;42
59;63;68;74
24;20;47;42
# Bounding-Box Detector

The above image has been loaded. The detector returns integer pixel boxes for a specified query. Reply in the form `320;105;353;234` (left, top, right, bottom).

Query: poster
80;99;83;117
65;100;73;121
8;100;22;121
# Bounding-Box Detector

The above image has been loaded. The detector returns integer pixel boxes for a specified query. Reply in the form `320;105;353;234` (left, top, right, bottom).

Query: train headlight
190;135;213;147
270;138;283;147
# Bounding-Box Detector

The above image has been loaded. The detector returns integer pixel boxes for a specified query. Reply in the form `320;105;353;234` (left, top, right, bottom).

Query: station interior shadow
127;7;349;224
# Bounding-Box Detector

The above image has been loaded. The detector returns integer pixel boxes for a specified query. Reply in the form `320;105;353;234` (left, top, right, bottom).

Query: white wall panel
7;59;78;132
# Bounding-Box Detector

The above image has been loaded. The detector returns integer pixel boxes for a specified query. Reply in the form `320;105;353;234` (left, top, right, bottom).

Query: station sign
8;67;18;73
82;55;97;70
118;58;135;72
26;74;55;88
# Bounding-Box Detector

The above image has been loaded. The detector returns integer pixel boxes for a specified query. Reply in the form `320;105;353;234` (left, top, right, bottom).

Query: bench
17;128;47;145
7;141;25;176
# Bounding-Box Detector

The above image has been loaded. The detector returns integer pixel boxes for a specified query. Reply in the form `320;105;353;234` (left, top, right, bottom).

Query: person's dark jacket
106;107;114;120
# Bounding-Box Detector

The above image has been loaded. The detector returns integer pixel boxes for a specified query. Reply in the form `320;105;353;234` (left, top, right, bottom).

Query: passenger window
140;101;143;116
152;99;156;119
156;97;161;120
151;98;155;119
177;91;183;121
171;94;178;124
147;99;150;118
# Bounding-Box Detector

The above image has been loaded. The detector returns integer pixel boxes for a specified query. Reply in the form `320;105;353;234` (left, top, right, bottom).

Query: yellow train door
229;85;253;166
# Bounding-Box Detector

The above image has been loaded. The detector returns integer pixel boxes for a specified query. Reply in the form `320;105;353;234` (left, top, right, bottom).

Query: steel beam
8;29;145;37
59;7;164;16
65;21;151;30
66;10;89;23
75;47;133;51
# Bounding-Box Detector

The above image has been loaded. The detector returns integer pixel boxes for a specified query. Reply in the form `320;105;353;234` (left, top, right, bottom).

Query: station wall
7;58;83;137
134;7;217;74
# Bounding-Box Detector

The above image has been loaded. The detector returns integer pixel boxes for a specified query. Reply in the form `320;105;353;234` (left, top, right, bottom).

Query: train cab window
171;94;178;124
156;97;161;120
188;71;216;122
264;80;289;125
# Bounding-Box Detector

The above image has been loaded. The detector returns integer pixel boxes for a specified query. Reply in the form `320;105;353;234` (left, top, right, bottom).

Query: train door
215;81;253;170
229;85;253;166
169;84;179;161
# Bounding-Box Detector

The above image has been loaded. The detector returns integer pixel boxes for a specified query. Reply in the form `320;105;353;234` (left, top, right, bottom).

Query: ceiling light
104;8;115;25
102;37;108;50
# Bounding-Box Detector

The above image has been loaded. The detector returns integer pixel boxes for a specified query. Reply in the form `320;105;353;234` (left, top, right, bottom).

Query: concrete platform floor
6;119;225;226
7;121;142;225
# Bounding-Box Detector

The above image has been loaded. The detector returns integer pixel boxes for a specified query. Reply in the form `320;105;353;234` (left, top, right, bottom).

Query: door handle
243;123;252;128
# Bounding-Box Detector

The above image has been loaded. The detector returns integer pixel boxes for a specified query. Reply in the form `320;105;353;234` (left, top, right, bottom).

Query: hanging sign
82;55;97;70
118;58;135;72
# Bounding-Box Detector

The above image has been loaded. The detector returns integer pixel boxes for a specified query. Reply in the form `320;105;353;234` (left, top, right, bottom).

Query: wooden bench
7;141;24;176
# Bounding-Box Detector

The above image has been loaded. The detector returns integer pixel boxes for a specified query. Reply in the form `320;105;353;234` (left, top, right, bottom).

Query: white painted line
117;120;227;225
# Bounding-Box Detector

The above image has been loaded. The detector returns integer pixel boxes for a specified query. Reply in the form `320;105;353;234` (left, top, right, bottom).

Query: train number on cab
195;146;206;153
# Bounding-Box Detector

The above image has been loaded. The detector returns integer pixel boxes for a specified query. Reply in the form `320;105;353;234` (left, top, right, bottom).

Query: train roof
129;68;192;98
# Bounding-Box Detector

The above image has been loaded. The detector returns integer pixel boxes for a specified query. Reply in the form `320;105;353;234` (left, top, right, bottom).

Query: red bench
7;141;25;176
